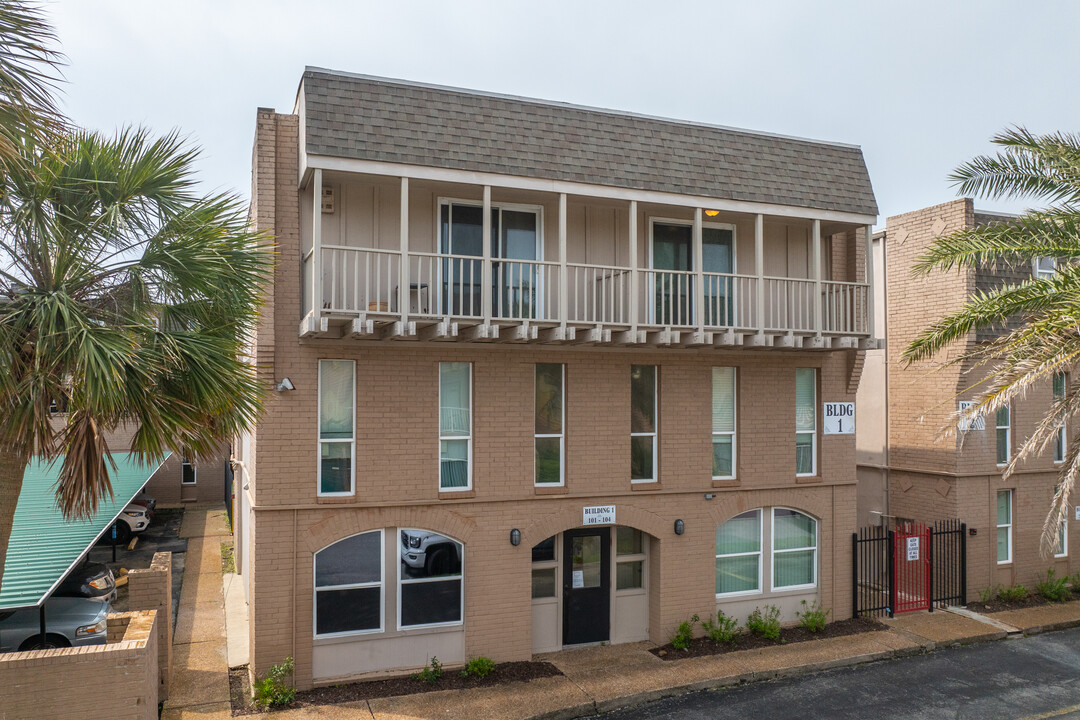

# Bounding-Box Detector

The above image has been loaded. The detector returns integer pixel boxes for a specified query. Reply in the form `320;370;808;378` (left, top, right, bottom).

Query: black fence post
927;529;935;612
887;529;896;618
852;532;859;619
960;522;968;605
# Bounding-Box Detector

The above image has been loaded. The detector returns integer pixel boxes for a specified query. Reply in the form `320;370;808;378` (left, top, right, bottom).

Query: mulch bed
972;589;1080;614
230;661;562;715
650;617;887;661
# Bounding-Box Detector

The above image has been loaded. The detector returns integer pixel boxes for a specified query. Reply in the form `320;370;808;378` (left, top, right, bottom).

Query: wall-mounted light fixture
703;493;715;500
276;377;295;392
704;209;720;217
510;529;521;546
674;519;685;536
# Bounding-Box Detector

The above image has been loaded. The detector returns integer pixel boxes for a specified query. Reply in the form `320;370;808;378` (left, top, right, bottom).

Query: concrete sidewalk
248;600;1080;720
162;506;233;720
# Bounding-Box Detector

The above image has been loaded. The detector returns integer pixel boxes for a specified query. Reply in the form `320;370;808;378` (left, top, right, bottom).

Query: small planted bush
1036;569;1070;602
701;610;740;646
413;656;443;684
746;605;781;640
998;584;1029;603
461;656;496;679
670;614;699;650
796;600;830;633
253;657;296;710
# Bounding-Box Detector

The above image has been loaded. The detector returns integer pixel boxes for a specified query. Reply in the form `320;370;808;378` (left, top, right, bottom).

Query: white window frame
630;365;658;484
1055;373;1067;465
1056;491;1069;559
439;362;473;492
997;490;1013;565
714;509;763;598
313;530;384;639
181;455;197;485
615;527;648;593
646;217;738;327
712;367;737;480
771;508;818;592
996;404;1011;467
397;528;465;631
534;363;565;487
317;359;356;497
795;368;818;477
531;535;560;601
1034;256;1057;280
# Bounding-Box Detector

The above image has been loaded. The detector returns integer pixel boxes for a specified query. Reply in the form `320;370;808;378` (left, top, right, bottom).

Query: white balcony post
629;200;639;331
558;193;568;329
865;224;875;338
399;177;409;323
693;207;705;332
754;213;764;335
812;219;822;337
482;185;492;324
313;168;323;320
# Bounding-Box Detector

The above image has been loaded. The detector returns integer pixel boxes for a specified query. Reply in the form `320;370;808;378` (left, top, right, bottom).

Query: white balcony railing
304;246;870;339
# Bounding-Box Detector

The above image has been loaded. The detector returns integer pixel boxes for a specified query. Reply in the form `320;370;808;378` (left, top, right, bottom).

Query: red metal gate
892;523;932;614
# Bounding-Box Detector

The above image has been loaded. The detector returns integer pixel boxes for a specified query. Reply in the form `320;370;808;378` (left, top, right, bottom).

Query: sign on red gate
893;524;931;613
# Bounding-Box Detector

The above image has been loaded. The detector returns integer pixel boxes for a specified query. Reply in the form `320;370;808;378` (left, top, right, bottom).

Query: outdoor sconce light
674;519;685;536
704;493;715;500
510;529;521;546
704;209;720;217
276;377;295;392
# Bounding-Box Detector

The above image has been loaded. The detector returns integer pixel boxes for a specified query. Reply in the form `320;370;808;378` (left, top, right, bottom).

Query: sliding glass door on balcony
649;221;734;327
438;201;542;320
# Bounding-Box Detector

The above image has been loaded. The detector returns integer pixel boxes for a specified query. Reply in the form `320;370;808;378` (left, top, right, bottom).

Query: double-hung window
1035;256;1057;280
314;531;382;636
439;362;472;491
399;530;463;628
1055;373;1067;464
996;405;1011;466
1055;485;1068;558
630;365;658;483
997;490;1013;564
535;363;565;485
318;359;355;496
712;367;736;479
715;510;761;596
772;508;818;589
181;454;196;485
795;368;817;476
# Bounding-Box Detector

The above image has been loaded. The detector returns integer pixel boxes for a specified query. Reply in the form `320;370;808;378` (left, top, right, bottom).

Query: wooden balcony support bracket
803;336;828;350
462;322;499;342
678;330;711;348
646;329;678;347
539;326;571;343
743;333;770;348
835;336;859;349
573;325;608;345
502;323;538;343
380;320;417;340
347;316;376;339
299;311;329;338
613;329;645;345
859;337;883;351
418;318;458;342
713;330;739;348
774;333;796;349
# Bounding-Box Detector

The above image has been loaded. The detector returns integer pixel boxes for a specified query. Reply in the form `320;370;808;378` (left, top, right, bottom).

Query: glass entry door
440;202;540;319
562;527;611;645
650;221;733;326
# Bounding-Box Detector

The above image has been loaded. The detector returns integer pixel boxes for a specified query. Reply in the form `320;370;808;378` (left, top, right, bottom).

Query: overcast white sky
49;0;1080;226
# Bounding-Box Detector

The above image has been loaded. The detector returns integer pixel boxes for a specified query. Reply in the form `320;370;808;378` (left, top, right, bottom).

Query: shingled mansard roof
300;68;878;218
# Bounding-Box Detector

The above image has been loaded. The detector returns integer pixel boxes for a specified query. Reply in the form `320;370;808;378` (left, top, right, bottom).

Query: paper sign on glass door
572;570;584;588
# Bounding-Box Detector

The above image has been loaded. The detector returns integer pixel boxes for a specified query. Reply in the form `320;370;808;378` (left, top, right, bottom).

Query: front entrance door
562;527;610;645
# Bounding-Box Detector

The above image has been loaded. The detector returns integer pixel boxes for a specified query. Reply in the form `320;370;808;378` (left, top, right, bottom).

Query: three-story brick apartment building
235;68;879;688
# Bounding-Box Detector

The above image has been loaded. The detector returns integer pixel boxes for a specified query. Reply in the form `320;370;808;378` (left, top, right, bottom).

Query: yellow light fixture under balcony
704;209;720;217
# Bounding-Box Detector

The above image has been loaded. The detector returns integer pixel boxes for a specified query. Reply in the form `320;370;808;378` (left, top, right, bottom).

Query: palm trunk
0;446;31;597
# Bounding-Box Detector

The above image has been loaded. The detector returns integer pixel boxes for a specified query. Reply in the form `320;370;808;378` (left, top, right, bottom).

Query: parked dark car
54;560;116;604
0;597;110;651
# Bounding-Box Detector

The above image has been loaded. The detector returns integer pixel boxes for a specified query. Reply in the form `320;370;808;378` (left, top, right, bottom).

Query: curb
1008;616;1080;637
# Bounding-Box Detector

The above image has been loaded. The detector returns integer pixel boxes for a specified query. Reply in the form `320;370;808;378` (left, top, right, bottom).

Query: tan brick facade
880;199;1077;595
242;107;873;689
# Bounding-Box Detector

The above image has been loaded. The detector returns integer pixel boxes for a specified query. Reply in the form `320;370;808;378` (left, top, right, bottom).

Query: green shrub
978;585;998;604
998;584;1029;603
746;605;781;640
1036;569;1070;602
413;656;443;684
253;657;296;710
460;656;496;679
701;610;740;646
670;614;699;650
796;600;830;633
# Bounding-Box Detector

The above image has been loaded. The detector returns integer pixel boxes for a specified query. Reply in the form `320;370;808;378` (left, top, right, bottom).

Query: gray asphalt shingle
301;69;878;217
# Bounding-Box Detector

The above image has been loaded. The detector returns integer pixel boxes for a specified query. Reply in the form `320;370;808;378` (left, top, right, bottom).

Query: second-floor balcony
299;171;878;350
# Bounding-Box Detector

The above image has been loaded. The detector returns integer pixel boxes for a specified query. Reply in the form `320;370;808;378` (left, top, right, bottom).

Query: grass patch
221;541;236;574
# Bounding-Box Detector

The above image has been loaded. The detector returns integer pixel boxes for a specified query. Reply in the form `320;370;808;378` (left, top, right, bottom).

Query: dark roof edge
302;66;865;152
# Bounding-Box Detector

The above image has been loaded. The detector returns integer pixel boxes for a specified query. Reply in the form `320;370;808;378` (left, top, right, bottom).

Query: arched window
399;529;464;628
715;510;762;596
314;530;383;637
772;509;817;589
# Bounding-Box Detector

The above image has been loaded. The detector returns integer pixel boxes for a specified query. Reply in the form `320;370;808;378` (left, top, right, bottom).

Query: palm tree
902;127;1080;557
0;127;272;591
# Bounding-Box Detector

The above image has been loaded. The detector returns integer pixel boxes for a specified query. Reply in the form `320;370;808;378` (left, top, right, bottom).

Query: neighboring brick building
857;198;1076;599
237;68;879;688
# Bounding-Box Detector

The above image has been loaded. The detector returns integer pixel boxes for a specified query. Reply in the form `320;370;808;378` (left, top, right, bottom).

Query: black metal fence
852;519;966;618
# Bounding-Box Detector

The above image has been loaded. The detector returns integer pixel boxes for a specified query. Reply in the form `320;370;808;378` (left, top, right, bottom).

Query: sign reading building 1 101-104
823;402;855;435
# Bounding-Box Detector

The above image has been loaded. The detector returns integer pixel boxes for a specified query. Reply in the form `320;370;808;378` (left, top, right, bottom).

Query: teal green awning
0;452;167;610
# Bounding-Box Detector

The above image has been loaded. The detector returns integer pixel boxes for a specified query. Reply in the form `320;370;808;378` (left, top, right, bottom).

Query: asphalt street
596;626;1080;720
